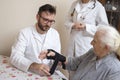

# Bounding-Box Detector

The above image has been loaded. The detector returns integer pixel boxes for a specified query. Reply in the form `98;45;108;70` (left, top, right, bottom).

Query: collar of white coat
75;0;94;13
32;25;50;42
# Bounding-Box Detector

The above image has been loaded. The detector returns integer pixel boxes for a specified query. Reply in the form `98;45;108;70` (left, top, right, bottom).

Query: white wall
0;0;74;56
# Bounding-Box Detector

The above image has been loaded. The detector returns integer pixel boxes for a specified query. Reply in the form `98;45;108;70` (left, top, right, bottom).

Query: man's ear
36;14;39;20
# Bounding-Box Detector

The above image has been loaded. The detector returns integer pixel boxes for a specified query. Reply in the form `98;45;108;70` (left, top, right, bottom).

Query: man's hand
38;49;66;74
29;63;51;76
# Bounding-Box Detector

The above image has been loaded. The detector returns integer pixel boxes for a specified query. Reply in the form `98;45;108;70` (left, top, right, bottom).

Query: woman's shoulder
104;53;120;72
96;1;104;8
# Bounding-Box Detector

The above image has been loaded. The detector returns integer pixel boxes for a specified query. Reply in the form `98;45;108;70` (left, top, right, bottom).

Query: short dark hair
38;4;56;15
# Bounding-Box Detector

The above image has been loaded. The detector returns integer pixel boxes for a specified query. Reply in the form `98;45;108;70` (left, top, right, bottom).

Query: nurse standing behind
65;0;108;79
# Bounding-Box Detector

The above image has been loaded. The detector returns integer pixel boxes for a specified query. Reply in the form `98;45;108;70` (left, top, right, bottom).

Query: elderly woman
40;25;120;80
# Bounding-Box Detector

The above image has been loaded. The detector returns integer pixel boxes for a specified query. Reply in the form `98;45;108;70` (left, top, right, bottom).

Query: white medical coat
65;0;108;57
10;25;61;72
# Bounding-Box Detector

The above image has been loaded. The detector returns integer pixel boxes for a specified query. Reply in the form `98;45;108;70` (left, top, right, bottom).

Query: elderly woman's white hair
97;25;120;57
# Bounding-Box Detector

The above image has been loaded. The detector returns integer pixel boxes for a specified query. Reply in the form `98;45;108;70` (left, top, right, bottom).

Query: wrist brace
47;49;66;75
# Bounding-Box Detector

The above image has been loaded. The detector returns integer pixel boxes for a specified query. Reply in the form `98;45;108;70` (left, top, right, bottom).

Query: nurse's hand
72;22;86;30
29;62;51;76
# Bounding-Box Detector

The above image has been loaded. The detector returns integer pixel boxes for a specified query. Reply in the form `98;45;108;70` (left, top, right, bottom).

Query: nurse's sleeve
10;30;33;72
96;5;108;26
85;5;109;37
64;1;77;31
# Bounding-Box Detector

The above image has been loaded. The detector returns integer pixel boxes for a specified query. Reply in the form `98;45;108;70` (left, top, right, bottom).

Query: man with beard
10;4;61;76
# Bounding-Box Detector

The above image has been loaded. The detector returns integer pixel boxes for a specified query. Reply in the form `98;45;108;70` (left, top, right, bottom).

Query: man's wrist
29;62;37;71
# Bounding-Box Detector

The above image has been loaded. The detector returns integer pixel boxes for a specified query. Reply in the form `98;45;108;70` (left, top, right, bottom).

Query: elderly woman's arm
39;49;94;71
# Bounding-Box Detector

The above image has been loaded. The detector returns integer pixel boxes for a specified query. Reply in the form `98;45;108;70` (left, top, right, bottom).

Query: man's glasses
40;16;55;24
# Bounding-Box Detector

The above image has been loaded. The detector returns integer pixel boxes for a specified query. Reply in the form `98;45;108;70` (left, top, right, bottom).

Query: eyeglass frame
39;15;55;24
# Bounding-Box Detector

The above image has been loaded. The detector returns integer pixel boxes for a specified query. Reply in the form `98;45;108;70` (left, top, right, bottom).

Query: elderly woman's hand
38;49;55;60
47;49;66;63
38;50;47;60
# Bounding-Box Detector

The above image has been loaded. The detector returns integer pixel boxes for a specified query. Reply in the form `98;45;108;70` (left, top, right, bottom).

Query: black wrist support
47;49;66;75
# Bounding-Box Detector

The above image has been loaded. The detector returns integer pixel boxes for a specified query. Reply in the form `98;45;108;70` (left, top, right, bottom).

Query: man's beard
38;22;50;32
38;22;45;31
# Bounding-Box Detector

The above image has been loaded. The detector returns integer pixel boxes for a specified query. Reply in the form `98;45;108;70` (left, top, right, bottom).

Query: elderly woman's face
91;32;105;57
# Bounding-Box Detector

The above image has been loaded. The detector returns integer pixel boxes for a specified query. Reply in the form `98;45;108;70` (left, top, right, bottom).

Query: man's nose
46;22;52;26
91;40;93;45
